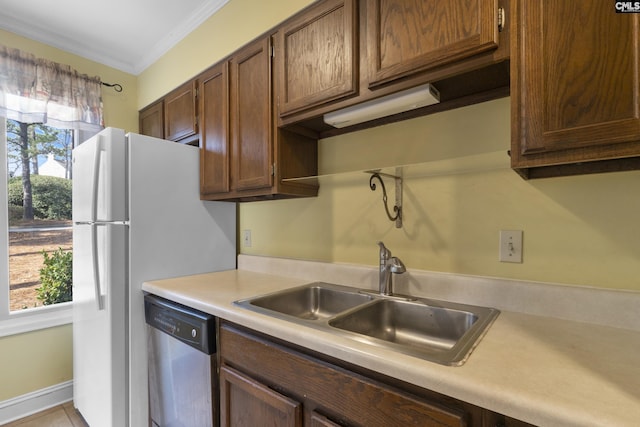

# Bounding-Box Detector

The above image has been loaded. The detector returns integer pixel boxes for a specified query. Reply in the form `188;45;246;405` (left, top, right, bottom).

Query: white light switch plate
499;230;523;263
243;229;252;248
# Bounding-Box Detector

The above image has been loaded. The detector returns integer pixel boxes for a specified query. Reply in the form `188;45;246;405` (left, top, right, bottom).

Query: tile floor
3;402;88;427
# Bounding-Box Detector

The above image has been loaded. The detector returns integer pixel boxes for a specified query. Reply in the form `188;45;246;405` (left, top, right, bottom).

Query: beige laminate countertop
142;269;640;427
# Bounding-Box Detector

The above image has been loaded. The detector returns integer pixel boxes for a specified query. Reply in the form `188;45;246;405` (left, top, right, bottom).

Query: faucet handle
377;241;391;260
389;256;406;274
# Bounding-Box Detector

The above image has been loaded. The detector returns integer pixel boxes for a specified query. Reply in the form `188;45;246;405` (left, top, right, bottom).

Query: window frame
0;117;72;337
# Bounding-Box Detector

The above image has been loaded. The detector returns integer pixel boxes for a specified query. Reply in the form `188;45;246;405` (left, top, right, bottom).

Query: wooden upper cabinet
231;37;273;192
164;80;198;143
139;100;164;139
366;0;500;88
138;80;197;144
199;62;230;197
199;35;318;202
277;0;358;117
511;0;640;178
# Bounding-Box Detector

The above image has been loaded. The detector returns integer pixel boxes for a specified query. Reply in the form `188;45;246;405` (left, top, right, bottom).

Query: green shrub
7;177;23;206
8;175;72;220
37;248;72;305
7;205;23;220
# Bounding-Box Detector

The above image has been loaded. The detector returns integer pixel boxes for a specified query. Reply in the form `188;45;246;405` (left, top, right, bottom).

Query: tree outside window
6;120;73;311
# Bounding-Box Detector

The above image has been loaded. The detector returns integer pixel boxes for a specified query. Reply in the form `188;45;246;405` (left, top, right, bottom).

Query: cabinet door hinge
270;45;275;58
271;163;276;176
498;7;505;32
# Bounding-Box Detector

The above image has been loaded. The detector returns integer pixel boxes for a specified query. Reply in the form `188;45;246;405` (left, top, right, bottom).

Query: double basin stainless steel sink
234;282;499;366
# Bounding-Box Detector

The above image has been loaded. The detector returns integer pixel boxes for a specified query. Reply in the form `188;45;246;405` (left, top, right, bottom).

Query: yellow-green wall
0;325;73;401
0;0;314;406
136;0;640;291
1;30;138;402
138;0;315;107
3;0;639;408
240;98;640;290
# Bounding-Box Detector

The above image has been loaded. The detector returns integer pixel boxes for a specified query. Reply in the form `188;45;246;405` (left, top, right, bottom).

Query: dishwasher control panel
144;294;216;354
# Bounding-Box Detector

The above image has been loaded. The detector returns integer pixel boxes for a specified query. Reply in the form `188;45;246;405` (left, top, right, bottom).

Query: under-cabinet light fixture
323;83;440;128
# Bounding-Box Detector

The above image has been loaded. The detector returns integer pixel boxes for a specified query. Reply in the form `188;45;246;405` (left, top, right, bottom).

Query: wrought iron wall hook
102;82;123;92
369;172;403;228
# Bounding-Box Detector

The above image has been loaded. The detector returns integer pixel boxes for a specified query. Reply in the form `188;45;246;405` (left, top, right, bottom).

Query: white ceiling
0;0;229;75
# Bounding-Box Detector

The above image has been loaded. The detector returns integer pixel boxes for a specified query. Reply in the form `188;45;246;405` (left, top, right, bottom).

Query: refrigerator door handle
91;223;105;311
91;136;103;223
89;135;105;310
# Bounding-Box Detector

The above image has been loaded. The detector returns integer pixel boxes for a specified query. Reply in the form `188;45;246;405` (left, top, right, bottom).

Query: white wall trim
0;381;73;425
0;305;72;338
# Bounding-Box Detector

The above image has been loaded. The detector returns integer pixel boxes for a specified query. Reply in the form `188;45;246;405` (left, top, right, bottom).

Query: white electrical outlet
499;230;523;263
243;229;252;248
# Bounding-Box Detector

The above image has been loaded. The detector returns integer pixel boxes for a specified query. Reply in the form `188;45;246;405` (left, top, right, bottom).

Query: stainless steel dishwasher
144;294;217;427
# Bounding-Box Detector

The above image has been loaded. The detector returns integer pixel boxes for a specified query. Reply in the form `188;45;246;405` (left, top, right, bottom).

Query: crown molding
0;0;229;75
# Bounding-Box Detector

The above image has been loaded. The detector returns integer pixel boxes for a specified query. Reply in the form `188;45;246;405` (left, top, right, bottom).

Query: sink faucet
377;241;406;295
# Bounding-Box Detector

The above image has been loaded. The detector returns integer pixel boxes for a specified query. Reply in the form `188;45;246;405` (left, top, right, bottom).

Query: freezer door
73;222;128;427
72;127;127;223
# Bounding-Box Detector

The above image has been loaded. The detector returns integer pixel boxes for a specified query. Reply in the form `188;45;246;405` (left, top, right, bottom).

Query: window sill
0;303;72;337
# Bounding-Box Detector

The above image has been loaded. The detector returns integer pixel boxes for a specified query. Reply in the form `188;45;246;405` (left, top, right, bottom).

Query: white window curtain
0;45;104;140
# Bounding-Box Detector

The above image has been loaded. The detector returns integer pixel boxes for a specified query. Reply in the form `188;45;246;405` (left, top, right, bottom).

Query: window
0;118;75;335
6;119;73;310
0;46;103;335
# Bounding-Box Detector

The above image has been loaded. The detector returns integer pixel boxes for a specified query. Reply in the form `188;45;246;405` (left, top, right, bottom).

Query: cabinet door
484;411;536;427
139;101;164;139
511;0;640;175
310;412;342;427
367;0;499;88
199;63;230;197
220;365;303;427
164;80;198;142
277;0;357;117
230;37;273;192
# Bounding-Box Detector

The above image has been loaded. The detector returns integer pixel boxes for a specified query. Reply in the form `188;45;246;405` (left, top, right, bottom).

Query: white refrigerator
72;128;235;427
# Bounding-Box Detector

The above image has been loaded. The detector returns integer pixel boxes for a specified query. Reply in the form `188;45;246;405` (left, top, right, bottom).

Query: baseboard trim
0;381;73;424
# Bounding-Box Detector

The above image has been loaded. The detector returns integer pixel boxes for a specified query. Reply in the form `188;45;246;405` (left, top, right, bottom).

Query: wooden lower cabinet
483;412;536;427
220;364;302;426
310;412;342;427
220;321;498;427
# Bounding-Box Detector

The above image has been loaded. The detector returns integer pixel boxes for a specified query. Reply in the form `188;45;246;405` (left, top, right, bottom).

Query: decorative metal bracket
368;170;403;228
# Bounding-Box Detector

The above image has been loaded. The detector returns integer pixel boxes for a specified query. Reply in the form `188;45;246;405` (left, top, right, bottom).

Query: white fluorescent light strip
323;83;440;128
